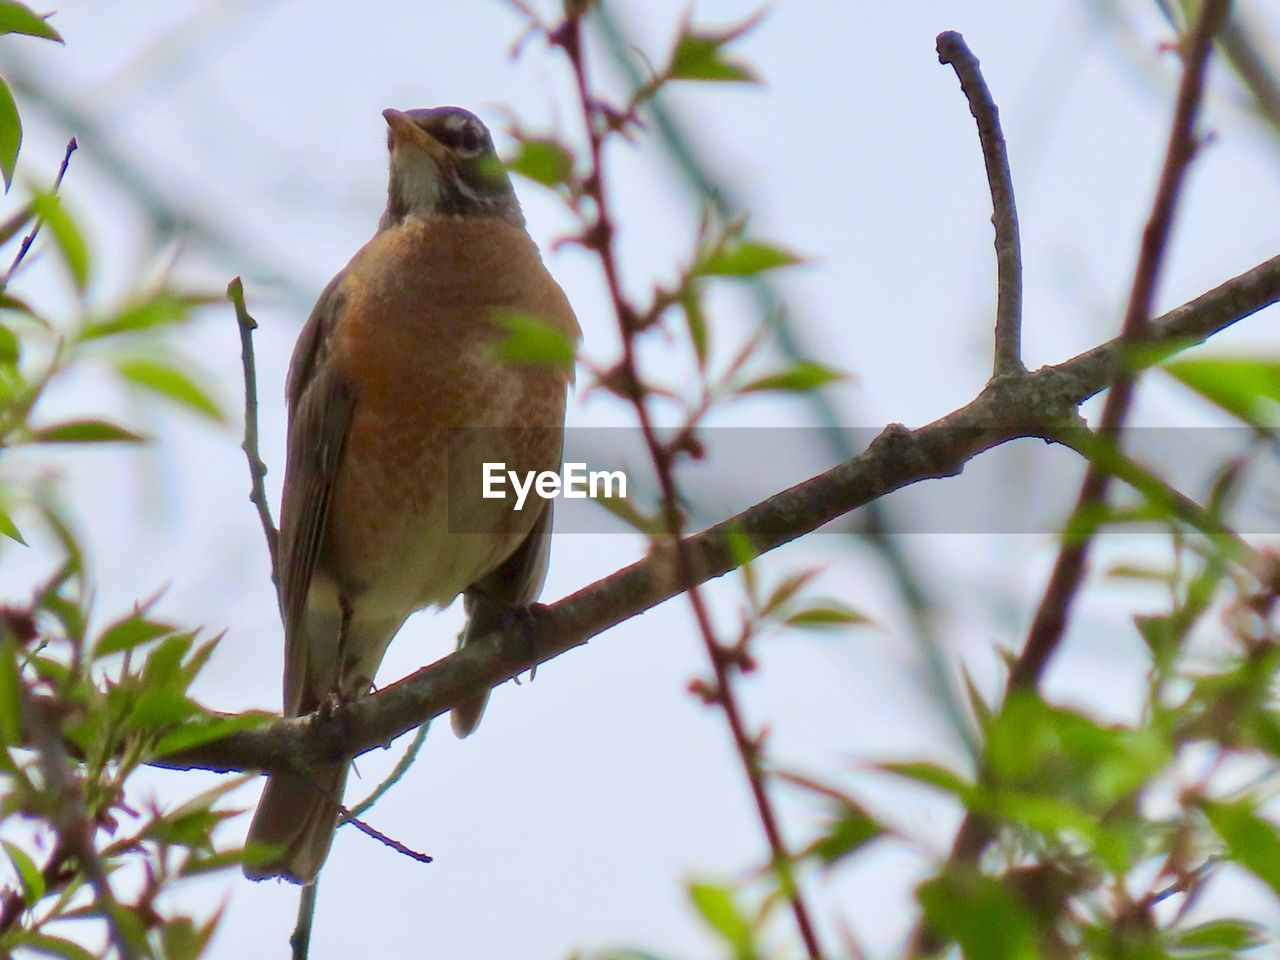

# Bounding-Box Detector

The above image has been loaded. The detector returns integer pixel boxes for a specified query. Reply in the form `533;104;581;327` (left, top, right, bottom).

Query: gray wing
279;274;356;716
450;497;555;737
464;499;554;615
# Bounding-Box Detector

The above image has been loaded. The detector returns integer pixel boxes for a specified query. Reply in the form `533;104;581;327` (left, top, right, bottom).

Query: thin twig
140;250;1280;777
913;4;1233;956
288;724;430;960
2;138;76;289
1051;427;1273;583
553;14;826;956
346;722;430;820
336;806;433;864
227;278;280;588
936;33;1024;379
290;881;318;960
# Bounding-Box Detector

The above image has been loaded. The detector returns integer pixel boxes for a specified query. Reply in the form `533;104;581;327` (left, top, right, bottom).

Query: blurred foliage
0;4;262;957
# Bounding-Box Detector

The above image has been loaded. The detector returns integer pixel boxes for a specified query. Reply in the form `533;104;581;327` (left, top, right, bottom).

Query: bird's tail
243;763;348;884
453;504;554;738
451;595;501;738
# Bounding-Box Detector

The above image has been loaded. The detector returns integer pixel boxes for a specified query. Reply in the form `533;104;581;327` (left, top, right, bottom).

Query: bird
244;106;579;884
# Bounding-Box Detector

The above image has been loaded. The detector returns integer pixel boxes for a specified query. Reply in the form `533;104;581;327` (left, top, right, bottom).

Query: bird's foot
316;689;345;722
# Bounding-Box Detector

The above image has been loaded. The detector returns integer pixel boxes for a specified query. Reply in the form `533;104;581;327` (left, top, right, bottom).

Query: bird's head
379;106;523;230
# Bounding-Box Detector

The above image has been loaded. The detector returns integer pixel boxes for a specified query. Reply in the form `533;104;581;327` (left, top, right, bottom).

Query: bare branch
3;137;77;289
336;805;433;865
914;4;1234;955
227;278;280;589
345;722;430;820
555;13;826;955
146;250;1280;778
290;882;317;960
936;33;1024;379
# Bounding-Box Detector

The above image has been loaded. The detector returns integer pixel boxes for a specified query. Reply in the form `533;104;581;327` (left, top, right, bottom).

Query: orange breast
320;216;578;602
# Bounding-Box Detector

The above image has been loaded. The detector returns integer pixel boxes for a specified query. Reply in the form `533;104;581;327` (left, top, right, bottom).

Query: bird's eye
456;123;486;156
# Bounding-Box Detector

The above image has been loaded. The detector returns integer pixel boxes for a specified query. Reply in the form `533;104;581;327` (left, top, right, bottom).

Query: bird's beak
382;108;448;160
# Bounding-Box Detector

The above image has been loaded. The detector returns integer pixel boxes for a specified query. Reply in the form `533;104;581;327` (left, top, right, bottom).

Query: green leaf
160;913;221;960
120;631;209;733
667;12;763;83
152;710;272;757
878;761;974;799
180;633;221;687
129;689;198;731
0;501;25;545
783;603;872;629
29;192;88;290
31;419;146;444
1202;800;1280;895
0;2;63;41
808;806;883;865
1168;919;1264;958
1135;613;1179;672
492;311;575;369
80;292;211;341
3;840;43;902
759;568;819;617
679;292;708;369
1164;356;1280;425
589;488;659;535
699;240;800;277
917;870;1038;960
961;665;994;733
0;78;19;191
19;933;98;960
146;804;236;846
140;631;194;685
987;692;1090;784
179;847;253;876
738;359;844;394
115;357;224;422
145;775;251;846
992;792;1100;844
0;322;18;363
0;635;21;745
505;138;574;188
1089;727;1169;804
92;614;175;658
687;881;756;957
984;692;1170;806
1107;562;1170;581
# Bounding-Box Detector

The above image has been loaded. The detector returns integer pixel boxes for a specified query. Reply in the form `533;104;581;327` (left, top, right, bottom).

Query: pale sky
2;1;1279;957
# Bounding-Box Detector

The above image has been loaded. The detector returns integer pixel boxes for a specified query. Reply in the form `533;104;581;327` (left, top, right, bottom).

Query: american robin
244;106;579;884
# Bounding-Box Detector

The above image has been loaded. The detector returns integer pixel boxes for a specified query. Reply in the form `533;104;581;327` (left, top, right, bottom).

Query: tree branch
557;11;827;957
2;137;76;290
144;251;1280;776
936;32;1024;378
227;278;280;588
915;3;1233;954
